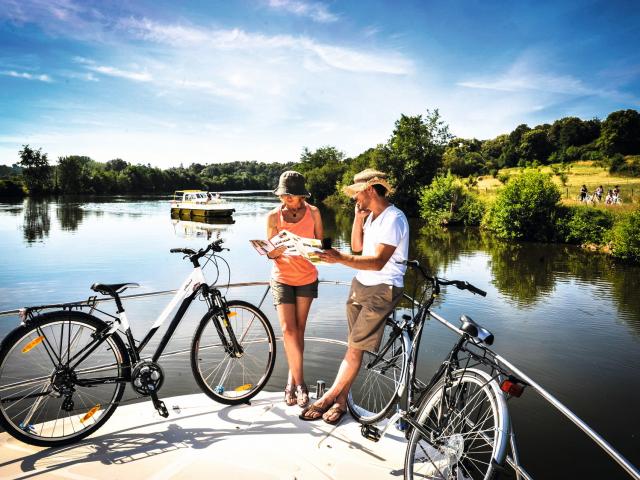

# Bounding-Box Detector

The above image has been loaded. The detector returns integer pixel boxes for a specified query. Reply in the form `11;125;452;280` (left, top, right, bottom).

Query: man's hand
266;245;287;260
317;248;344;264
355;203;370;222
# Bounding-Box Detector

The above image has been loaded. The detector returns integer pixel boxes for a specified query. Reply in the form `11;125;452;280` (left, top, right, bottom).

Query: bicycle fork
204;288;243;358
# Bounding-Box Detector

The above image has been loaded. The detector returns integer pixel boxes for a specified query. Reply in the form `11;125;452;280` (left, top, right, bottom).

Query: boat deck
0;391;407;479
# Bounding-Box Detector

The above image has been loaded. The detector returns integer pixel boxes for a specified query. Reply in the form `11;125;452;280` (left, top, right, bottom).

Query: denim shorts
271;279;319;305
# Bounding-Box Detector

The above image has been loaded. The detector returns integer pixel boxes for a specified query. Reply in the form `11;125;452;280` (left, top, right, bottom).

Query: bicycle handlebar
399;260;487;297
170;238;226;261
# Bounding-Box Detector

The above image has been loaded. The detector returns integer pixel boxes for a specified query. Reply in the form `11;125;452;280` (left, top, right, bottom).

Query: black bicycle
347;260;527;480
0;238;276;447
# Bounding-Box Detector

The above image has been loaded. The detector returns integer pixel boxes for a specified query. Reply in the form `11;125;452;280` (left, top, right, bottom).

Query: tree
597;109;640;155
517;129;554;164
375;110;452;214
57;156;92;193
442;138;485;177
18;145;52;194
548;116;600;151
297;146;346;202
105;158;129;172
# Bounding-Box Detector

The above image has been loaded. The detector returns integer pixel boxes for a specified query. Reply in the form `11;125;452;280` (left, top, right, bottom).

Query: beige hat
273;171;310;197
342;169;394;197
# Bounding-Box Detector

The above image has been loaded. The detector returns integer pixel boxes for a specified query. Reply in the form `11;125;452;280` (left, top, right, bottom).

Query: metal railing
0;280;638;479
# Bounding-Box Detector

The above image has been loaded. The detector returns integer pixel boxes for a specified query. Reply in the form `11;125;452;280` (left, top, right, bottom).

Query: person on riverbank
299;169;408;425
595;185;604;202
266;171;323;408
580;184;588;202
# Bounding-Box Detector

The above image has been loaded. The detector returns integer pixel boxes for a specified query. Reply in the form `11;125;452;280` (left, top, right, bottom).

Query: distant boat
170;190;235;217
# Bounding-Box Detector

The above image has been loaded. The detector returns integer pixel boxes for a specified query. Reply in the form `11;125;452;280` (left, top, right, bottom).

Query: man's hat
342;169;394;197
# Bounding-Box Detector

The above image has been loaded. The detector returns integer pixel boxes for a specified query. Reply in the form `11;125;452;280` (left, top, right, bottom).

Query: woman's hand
266;245;287;260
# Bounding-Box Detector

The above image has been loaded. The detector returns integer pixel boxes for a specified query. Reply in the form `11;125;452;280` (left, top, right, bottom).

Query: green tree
297;146;346;203
517;129;553;164
484;170;561;241
375;110;452;215
548;116;600;151
18;145;52;194
442;138;485;177
57;155;93;193
597;109;640;155
418;172;485;226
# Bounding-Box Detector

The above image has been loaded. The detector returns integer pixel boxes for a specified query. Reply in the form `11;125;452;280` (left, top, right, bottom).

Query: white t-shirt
355;205;409;287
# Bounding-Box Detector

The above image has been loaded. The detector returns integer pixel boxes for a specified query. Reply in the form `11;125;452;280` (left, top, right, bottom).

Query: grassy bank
475;160;640;205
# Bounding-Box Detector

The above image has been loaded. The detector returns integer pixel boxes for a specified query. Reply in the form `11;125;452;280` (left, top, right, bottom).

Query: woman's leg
276;303;304;386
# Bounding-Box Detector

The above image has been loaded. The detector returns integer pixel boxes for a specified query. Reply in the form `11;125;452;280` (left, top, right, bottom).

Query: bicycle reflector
500;379;525;397
22;336;44;353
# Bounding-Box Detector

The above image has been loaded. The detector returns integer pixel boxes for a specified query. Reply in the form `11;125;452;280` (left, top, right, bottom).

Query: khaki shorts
271;279;318;306
346;278;403;351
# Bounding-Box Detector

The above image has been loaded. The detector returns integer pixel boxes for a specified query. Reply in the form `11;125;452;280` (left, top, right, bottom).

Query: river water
0;194;638;479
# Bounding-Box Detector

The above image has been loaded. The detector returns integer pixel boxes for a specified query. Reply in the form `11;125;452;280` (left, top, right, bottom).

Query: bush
497;172;510;184
483;170;561;241
0;179;25;197
419;173;485;226
556;206;614;244
611;209;640;262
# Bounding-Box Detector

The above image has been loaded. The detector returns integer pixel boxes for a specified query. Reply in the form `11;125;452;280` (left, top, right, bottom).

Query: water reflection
22;198;51;244
56;202;85;231
171;215;235;240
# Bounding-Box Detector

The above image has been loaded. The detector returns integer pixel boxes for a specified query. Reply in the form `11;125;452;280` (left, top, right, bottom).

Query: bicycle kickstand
150;392;169;418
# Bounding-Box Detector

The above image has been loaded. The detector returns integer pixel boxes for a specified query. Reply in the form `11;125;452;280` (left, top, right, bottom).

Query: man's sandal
323;404;347;426
298;403;328;421
284;384;297;406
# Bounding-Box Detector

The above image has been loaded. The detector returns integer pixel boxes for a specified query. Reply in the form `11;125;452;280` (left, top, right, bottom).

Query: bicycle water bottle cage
459;315;494;345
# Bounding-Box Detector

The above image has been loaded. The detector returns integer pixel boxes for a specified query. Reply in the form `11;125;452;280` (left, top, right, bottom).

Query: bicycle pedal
151;393;169;418
361;424;381;442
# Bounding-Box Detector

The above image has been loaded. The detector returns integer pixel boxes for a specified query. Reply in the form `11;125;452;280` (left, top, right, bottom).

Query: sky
0;0;639;168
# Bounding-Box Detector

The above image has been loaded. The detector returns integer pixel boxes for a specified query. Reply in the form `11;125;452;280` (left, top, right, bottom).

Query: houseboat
170;190;235;217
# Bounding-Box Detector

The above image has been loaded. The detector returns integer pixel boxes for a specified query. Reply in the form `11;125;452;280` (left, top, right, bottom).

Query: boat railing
0;279;638;480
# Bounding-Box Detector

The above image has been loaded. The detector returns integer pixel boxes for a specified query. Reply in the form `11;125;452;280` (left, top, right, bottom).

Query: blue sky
1;0;639;168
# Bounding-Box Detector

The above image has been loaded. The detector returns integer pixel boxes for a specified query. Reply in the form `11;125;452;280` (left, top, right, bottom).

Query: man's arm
318;243;396;271
350;205;370;253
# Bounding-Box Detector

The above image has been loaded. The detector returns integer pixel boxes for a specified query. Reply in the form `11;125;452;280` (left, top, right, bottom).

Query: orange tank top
271;204;318;286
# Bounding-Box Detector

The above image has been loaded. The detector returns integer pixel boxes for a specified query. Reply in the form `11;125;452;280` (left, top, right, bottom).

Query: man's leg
300;346;363;419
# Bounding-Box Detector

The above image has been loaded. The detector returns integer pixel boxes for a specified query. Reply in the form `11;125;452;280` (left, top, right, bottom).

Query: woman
266;171;323;408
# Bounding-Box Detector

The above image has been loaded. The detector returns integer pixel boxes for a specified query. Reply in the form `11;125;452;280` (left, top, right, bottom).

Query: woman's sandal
295;384;309;408
284;384;297;406
298;403;328;421
323;404;347;426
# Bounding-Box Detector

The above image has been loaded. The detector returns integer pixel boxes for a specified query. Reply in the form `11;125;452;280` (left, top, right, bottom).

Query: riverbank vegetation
2;108;639;262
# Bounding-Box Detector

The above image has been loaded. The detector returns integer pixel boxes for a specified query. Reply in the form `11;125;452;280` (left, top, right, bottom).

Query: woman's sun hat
342;168;394;197
273;171;311;197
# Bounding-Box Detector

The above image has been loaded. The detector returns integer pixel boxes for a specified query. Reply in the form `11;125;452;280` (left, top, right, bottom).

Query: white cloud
266;0;338;23
86;65;151;82
1;70;53;82
119;18;412;75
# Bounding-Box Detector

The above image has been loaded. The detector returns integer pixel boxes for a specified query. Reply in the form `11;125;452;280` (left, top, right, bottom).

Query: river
0;194;638;479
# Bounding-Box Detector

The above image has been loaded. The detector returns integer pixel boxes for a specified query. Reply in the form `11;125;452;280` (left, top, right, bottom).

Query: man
299;169;409;424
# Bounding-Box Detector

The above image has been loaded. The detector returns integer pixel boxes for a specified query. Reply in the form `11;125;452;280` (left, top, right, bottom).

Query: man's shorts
346;278;403;351
271;279;319;306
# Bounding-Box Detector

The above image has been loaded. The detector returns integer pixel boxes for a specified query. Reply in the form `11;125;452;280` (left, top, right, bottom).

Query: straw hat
342;169;394;197
273;171;310;197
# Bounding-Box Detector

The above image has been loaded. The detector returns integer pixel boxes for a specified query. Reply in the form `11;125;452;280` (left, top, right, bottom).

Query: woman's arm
310;206;324;240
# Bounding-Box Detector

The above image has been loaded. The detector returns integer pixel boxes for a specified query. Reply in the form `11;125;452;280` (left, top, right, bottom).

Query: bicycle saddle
459;314;494;345
91;282;140;297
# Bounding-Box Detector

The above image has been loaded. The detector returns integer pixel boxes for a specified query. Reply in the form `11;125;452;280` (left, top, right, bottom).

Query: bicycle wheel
191;300;276;405
347;318;407;424
404;369;509;480
0;311;128;447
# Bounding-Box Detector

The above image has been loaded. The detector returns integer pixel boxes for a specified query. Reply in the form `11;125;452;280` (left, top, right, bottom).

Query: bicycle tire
404;368;509;480
347;318;407;424
0;311;128;447
191;300;276;405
